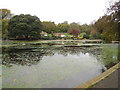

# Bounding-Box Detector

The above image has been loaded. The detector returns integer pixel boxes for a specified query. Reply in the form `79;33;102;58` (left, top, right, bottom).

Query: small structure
40;31;48;36
112;41;120;44
61;35;66;37
54;33;66;37
54;33;62;37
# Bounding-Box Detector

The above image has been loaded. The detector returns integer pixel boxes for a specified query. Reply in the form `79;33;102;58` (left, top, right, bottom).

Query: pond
2;41;119;88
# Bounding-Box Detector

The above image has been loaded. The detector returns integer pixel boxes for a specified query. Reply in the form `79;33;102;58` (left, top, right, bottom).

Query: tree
2;19;9;39
0;9;12;19
93;1;120;42
8;14;43;40
69;22;80;29
80;24;92;34
67;28;80;37
42;21;56;34
108;0;120;23
94;15;112;41
57;21;70;33
67;22;80;37
0;9;13;39
108;0;120;41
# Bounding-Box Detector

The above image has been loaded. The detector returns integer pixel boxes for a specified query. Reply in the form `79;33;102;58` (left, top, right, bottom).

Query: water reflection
2;44;119;88
100;44;119;68
2;46;102;67
2;44;119;69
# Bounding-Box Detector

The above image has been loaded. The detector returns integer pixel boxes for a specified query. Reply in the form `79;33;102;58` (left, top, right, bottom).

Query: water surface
2;43;119;88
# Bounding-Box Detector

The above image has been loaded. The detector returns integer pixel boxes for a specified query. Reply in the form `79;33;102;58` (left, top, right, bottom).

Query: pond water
2;42;119;88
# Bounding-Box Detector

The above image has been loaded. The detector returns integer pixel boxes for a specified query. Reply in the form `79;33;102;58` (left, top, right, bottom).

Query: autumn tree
66;22;80;37
67;28;80;37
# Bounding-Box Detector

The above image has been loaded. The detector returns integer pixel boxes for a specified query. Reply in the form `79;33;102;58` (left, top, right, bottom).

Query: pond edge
75;62;120;88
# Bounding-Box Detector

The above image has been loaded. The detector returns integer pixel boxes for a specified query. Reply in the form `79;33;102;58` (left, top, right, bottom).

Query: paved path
93;69;119;88
76;63;120;88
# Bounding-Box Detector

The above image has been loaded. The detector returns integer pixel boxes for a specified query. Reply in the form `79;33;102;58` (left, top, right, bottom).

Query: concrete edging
76;62;120;88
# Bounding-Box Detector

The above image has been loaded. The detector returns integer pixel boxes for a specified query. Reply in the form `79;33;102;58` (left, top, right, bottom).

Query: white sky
0;0;117;24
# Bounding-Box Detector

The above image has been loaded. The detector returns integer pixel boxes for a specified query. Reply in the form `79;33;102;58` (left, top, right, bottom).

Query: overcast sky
0;0;116;24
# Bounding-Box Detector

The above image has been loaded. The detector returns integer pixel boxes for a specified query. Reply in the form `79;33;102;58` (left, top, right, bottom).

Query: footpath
93;69;119;88
76;63;120;88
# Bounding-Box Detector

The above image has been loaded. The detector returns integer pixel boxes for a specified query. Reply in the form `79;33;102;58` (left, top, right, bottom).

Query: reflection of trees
55;46;102;57
2;44;119;68
2;48;45;67
2;46;102;67
100;45;119;69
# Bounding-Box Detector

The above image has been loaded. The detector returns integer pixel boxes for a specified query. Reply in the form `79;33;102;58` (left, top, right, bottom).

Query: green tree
80;24;92;34
93;1;120;42
69;22;80;29
42;21;56;34
8;14;43;40
57;21;70;33
0;9;11;19
108;1;120;41
2;19;9;39
94;15;118;42
0;9;13;39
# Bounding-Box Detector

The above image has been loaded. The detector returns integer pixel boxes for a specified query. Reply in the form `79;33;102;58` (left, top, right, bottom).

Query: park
0;0;120;89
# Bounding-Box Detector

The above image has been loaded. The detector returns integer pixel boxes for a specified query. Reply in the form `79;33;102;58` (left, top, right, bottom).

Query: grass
87;85;94;88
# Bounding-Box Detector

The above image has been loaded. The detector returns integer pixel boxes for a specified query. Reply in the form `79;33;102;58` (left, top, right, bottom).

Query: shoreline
76;62;120;88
